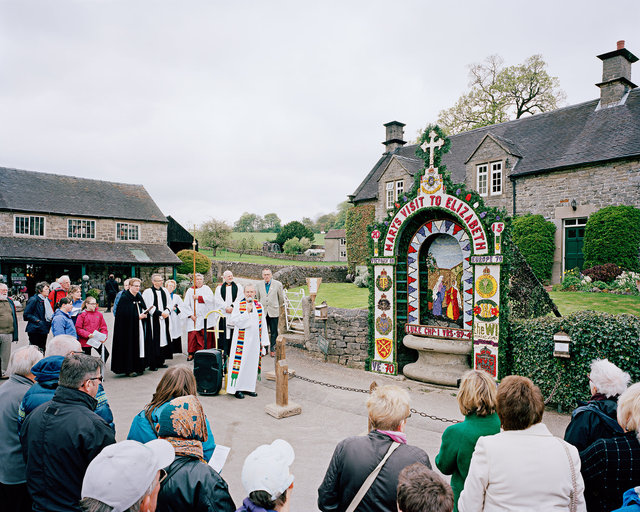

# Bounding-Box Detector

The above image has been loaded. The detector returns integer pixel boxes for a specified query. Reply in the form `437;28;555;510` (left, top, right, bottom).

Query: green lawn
278;284;640;315
230;232;325;245
548;291;640;316
201;249;343;267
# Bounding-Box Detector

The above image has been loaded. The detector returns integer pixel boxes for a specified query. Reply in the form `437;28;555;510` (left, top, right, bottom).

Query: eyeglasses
86;375;104;384
158;469;168;485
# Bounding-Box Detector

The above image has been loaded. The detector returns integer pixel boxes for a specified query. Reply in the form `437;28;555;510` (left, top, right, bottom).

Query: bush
613;271;640;295
512;214;556;282
275;221;315;248
283;237;303;254
504;312;640;411
87;288;101;301
560;268;584;291
583;205;640;272
176;249;211;275
582;263;623;283
345;204;376;271
354;267;369;288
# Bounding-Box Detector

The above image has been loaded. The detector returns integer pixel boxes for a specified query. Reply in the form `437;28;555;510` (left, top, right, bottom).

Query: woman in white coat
458;375;586;512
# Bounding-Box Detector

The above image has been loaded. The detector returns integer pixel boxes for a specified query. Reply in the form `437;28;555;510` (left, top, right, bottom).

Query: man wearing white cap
80;439;175;512
237;439;295;512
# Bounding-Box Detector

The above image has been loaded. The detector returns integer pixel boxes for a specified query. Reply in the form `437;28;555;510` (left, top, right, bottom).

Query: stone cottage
349;42;640;283
324;229;347;262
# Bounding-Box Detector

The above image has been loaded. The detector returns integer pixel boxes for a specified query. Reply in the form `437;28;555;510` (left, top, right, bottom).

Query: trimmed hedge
176;249;212;275
504;312;640;411
512;214;556;282
345;204;375;272
583;205;640;272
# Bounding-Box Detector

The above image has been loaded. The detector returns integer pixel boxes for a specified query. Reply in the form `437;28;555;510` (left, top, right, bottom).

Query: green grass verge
288;283;369;309
230;232;325;245
548;291;640;316
201;249;343;267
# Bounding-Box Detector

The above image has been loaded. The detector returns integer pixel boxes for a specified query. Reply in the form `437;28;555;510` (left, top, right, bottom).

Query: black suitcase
194;348;223;396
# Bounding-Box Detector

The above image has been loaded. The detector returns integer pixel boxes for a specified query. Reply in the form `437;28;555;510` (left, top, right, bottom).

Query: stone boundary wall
211;260;348;288
231;249;324;262
298;296;369;369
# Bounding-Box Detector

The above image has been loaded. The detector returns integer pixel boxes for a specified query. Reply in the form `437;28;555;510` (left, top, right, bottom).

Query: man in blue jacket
0;283;19;379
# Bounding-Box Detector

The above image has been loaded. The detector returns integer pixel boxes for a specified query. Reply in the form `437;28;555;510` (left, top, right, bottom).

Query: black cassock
146;287;173;369
111;290;152;375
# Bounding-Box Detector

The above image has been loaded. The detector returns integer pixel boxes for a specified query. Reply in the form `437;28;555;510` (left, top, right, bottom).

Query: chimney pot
617;40;625;50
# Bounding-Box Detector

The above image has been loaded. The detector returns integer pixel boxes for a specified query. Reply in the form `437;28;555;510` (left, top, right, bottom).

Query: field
230;231;325;245
200;249;342;267
284;284;640;314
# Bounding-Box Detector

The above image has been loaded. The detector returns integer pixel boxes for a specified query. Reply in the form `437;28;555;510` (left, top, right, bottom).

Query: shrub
560;268;583;291
87;288;101;301
582;263;623;283
583;205;640;271
283;237;303;254
176;249;211;275
354;267;369;288
299;237;312;252
512;214;556;282
275;221;315;248
613;271;640;295
345;204;376;272
504;312;640;411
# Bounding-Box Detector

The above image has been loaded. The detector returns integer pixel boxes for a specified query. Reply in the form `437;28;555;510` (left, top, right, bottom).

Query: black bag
194;348;223;396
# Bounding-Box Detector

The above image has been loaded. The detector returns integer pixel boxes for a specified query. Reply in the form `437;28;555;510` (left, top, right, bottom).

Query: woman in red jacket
75;297;108;357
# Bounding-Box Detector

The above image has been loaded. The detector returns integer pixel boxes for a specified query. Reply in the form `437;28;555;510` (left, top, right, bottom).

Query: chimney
382;121;406;153
596;40;638;108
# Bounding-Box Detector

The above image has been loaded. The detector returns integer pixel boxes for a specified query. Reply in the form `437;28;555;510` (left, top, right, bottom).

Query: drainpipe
511;178;517;216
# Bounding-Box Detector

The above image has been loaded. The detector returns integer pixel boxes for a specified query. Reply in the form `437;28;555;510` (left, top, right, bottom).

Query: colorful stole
230;299;263;386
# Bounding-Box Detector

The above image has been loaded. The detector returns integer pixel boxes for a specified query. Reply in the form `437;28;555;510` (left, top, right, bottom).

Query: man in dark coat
21;353;116;512
111;278;151;376
104;274;119;312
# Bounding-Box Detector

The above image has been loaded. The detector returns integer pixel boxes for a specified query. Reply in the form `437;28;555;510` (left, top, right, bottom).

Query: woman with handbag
459;375;586;512
317;385;431;512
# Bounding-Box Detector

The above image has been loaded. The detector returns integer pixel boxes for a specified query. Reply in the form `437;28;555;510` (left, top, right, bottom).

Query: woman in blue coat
23;281;53;351
51;298;77;338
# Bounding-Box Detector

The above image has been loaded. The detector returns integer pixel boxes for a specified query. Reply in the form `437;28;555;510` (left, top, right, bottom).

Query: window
386;182;394;209
68;219;96;239
491;162;502;195
14;215;45;236
340;249;347;258
339;238;346;246
116;222;140;241
477;164;488;196
396;180;404;200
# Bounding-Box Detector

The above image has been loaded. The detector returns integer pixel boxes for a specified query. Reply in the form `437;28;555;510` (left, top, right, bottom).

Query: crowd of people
1;272;640;511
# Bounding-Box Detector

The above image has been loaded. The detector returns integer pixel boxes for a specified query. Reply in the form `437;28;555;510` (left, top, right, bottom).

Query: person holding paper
111;278;152;377
68;285;83;325
75;297;108;358
182;273;214;361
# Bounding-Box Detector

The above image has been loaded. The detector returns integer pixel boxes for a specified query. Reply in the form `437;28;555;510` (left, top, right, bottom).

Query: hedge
583;205;640;271
503;311;640;411
345;204;375;272
512;214;556;282
176;249;212;275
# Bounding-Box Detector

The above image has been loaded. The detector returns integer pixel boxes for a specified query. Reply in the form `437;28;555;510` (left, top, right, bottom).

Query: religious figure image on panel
420;234;463;328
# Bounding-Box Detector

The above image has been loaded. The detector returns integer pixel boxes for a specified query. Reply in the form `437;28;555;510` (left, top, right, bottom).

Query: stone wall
235;249;324;262
464;137;513;211
376;158;412;221
211;260;348;287
299;297;369;369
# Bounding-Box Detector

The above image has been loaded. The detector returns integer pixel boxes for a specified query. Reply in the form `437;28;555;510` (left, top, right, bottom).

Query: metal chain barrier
291;374;461;424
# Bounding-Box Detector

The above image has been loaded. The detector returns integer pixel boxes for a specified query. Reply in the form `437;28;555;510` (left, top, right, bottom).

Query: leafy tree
315;212;337;233
234;212;263;232
334;201;353;229
436;54;565;135
263;213;282;232
230;235;258;259
197;218;231;256
275;221;315;247
301;217;315;232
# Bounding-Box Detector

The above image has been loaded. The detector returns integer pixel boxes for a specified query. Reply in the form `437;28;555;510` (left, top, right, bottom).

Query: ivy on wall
345;204;376;272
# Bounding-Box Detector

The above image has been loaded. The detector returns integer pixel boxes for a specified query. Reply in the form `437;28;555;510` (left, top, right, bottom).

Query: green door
564;218;587;272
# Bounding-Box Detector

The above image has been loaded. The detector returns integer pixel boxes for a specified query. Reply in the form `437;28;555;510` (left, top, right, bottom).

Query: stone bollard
265;335;302;419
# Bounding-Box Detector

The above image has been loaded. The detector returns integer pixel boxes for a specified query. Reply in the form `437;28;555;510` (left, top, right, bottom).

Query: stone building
349;42;640;283
324;228;348;262
0;167;181;295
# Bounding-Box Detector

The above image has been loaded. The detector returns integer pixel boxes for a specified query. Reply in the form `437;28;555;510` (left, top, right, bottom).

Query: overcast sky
1;0;638;229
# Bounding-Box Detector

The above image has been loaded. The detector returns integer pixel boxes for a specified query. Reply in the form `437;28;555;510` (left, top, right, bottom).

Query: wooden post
265;335;301;419
265;334;295;381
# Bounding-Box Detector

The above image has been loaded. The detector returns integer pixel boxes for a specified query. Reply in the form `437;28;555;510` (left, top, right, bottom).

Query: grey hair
59;275;71;283
59;353;104;389
79;475;157;512
194;273;204;279
0;283;8;291
46;335;82;357
590;359;631;397
151;273;163;281
7;345;43;377
35;281;49;294
244;283;256;293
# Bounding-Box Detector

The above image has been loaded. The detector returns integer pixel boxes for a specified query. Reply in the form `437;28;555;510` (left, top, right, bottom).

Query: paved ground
8;309;572;511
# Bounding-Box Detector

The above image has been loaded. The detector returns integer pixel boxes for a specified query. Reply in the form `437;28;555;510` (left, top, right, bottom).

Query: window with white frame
396;180;404;200
67;219;96;239
490;162;503;195
340;249;347;258
339;238;346;246
116;222;140;241
386;182;394;209
14;215;45;236
477;164;488;196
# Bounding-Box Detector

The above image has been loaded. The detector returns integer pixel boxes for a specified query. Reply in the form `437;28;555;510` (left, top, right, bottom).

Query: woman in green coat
435;369;501;512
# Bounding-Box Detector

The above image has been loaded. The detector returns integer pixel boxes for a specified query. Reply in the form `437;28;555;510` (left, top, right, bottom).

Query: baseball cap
241;439;295;500
81;439;175;512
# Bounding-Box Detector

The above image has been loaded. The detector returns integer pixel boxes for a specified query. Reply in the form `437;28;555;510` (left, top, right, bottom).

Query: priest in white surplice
142;274;173;370
183;273;215;360
214;270;243;359
226;284;269;399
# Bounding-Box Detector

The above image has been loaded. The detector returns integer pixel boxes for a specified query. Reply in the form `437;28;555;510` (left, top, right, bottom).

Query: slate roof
0;167;168;222
0;237;182;265
325;229;346;239
167;216;193;244
351;88;640;203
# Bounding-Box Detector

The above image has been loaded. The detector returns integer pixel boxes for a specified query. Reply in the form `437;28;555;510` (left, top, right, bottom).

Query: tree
275;221;315;248
315;213;337;233
301;217;315;232
197;218;231;256
234;212;263;232
263;213;282;232
230;235;258;259
334;201;353;229
436;54;565;135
